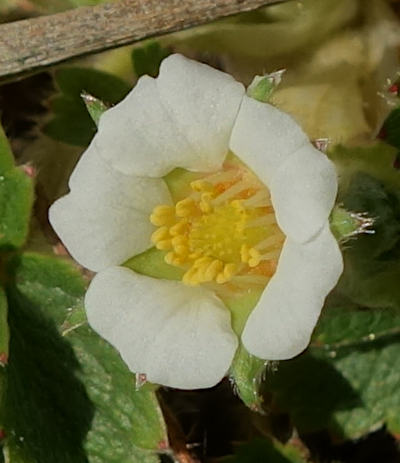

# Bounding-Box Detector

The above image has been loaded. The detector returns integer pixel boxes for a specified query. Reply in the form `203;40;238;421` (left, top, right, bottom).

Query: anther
151;226;169;244
150;205;175;226
155;239;172;251
176;198;197;217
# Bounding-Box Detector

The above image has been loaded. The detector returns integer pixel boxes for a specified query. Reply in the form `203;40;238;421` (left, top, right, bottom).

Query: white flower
49;54;343;389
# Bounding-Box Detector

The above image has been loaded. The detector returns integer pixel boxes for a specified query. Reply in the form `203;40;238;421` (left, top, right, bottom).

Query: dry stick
0;0;285;82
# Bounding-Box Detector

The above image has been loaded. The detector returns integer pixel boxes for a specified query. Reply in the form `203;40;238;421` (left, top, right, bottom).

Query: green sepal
247;71;284;103
81;91;108;126
44;67;131;147
329;205;374;242
229;344;266;412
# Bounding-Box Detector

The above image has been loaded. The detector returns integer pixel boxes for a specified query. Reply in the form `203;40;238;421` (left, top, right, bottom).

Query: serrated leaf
0;124;33;250
225;438;306;463
44;68;130;147
3;253;166;462
132;42;171;78
266;306;400;439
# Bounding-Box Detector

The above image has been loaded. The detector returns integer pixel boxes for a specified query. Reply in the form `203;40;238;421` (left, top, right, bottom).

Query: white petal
270;143;338;243
94;74;193;177
94;54;244;177
157;54;245;172
85;267;238;389
242;224;343;360
229;95;309;185
49;145;171;272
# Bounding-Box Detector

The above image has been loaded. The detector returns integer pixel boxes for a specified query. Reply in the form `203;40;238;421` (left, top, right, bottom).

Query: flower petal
242;224;343;360
157;54;245;172
94;54;244;177
49;145;171;272
229;95;309;185
269;143;338;243
85;266;238;389
94;74;193;177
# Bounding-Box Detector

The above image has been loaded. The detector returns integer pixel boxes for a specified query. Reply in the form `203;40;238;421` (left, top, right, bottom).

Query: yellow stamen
190;179;212;192
149;159;285;288
150;205;175;226
151;226;170;244
175;197;197;218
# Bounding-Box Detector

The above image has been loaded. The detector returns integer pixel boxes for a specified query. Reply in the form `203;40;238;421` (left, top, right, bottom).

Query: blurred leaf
27;0;113;14
132;42;171;78
0;287;8;365
225;438;306;463
2;253;166;462
330;143;400;309
0;124;33;250
0;286;8;439
0;125;14;173
330;142;400;196
382;105;400;151
266;306;400;439
44;68;130;147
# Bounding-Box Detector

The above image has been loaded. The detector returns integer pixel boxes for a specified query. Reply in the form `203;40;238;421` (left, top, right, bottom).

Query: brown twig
0;0;285;83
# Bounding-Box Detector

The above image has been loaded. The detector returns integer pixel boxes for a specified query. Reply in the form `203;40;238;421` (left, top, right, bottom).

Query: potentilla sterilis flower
49;54;343;389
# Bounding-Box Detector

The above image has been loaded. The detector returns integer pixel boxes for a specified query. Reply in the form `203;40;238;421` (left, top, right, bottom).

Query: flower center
150;160;285;287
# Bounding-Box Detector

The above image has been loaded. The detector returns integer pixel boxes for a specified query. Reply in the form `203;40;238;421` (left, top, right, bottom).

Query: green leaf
44;68;131;147
0;287;8;365
382;106;400;151
0;286;8;438
132;42;171;78
329;143;400;310
329;142;400;196
266;306;400;439
3;253;166;462
0;125;14;173
0;124;33;250
225;438;306;463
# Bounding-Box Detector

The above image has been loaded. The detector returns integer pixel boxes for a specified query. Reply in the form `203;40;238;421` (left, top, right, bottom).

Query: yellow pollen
150;161;285;287
150;205;175;226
